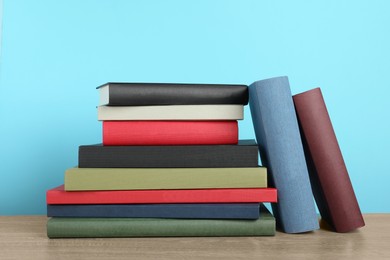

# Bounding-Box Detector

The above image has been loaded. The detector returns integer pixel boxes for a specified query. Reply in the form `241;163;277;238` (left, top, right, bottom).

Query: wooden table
0;214;389;259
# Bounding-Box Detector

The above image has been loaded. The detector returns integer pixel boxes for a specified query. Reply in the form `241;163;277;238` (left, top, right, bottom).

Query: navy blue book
47;203;260;219
249;76;319;233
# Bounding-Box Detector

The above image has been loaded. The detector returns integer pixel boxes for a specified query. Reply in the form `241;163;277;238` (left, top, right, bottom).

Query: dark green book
47;204;275;238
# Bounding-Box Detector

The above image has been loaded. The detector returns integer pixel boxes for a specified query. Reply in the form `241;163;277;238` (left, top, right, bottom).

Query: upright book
249;76;319;233
293;87;365;232
79;140;259;168
102;121;238;146
47;204;275;238
47;185;278;204
98;82;248;106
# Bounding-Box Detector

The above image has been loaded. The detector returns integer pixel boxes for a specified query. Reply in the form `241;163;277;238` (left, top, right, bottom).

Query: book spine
78;142;259;168
104;83;249;106
47;205;275;238
97;105;244;121
249;76;319;233
64;167;268;191
102;121;238;146
293;88;365;232
47;203;260;219
46;186;277;204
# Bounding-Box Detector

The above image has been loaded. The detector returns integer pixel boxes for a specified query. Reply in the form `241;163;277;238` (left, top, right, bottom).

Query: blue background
0;0;388;215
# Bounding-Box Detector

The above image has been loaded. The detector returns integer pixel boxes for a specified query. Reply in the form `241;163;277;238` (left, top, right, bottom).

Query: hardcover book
97;105;244;121
47;185;277;204
64;167;267;191
249;76;319;233
98;82;248;106
47;203;261;219
103;121;238;146
293;87;365;232
47;204;275;238
79;140;259;168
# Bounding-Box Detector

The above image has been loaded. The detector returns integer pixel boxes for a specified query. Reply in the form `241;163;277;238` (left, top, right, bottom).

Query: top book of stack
97;82;249;106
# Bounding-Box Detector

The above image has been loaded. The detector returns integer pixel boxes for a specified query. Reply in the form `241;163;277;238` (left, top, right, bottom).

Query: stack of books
46;82;277;238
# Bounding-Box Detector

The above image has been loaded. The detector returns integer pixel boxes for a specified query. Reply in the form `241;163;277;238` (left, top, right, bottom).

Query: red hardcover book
46;185;277;205
293;88;365;232
103;121;238;145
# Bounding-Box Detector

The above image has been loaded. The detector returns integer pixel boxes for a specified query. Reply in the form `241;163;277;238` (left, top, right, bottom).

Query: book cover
293;87;365;232
98;82;249;106
249;76;319;233
64;167;267;191
47;203;260;219
47;185;277;204
79;140;258;168
47;204;275;238
103;121;238;146
97;105;244;121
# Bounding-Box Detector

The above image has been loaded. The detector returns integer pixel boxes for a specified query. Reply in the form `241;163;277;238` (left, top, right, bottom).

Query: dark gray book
249;76;319;233
78;140;259;168
47;203;260;219
98;82;248;106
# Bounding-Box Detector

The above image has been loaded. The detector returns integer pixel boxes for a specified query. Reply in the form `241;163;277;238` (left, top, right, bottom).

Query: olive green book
64;167;267;191
47;204;275;238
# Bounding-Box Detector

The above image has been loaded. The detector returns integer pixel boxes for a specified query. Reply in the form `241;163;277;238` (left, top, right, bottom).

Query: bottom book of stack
47;204;275;238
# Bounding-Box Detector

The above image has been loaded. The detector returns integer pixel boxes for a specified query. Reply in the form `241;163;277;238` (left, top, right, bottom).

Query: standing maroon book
293;88;364;233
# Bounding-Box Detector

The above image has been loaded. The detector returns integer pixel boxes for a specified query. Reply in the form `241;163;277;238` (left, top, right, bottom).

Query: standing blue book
249;76;319;233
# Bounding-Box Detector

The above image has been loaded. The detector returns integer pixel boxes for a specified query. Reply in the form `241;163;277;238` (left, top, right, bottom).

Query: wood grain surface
0;214;389;260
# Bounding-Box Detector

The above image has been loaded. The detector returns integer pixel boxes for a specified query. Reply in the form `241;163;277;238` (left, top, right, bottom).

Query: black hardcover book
79;140;259;168
97;82;248;106
47;203;261;219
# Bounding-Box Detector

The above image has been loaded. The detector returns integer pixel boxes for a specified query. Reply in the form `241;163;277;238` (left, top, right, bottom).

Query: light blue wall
0;0;388;215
